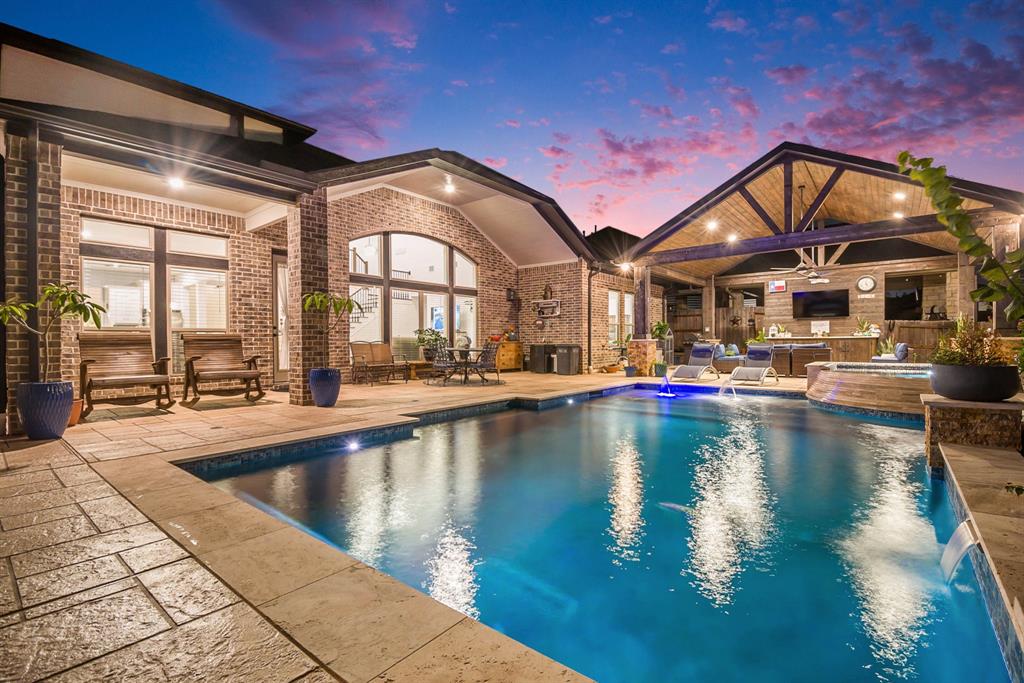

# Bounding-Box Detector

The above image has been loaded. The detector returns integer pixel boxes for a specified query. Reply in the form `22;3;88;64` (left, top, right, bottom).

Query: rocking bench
181;333;264;405
78;332;174;418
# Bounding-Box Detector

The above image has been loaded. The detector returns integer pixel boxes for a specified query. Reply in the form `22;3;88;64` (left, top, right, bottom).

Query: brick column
287;189;329;406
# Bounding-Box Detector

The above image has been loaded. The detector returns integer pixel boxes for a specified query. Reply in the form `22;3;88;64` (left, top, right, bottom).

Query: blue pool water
205;392;1009;682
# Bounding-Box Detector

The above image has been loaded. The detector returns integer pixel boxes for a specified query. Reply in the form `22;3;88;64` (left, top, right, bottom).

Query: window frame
348;232;478;345
167;264;230;332
81;256;154;330
608;290;620;345
624;292;635;340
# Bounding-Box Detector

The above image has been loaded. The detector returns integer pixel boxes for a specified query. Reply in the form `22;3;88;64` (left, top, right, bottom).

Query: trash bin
530;344;555;373
555;344;581;375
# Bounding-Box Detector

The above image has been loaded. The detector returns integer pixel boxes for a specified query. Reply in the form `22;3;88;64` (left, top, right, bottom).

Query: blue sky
4;1;1023;234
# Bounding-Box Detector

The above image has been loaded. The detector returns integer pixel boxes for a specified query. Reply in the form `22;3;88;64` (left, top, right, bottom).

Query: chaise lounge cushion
731;366;770;383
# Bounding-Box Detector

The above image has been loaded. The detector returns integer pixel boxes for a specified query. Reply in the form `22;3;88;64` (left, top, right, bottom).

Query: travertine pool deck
941;442;1024;682
1;371;806;681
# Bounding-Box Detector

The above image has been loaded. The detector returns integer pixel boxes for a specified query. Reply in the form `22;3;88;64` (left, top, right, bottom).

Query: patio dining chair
668;343;720;382
472;341;501;383
430;339;459;385
729;343;779;385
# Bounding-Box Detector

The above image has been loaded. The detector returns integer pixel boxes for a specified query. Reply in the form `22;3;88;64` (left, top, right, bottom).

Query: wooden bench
350;341;409;384
78;332;174;418
181;333;264;404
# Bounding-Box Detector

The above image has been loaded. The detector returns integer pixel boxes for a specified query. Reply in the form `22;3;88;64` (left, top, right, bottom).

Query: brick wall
3;135;63;429
589;270;664;369
288;190;329;405
517;260;587;356
326;187;518;375
59;185;286;402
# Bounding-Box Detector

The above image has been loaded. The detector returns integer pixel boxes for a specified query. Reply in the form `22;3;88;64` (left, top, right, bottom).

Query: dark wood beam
783;161;793;232
636;208;998;267
737;186;783;235
795;167;844;233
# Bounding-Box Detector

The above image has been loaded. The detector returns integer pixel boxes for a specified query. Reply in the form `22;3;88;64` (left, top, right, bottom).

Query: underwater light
567;398;574;404
346;440;360;452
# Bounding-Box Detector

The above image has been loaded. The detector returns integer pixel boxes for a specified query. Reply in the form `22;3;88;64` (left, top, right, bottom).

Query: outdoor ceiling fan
769;261;830;284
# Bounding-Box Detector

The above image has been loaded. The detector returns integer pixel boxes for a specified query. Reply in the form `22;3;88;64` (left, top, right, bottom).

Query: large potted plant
899;152;1024;399
415;328;445;361
0;283;105;439
301;291;361;407
930;316;1019;402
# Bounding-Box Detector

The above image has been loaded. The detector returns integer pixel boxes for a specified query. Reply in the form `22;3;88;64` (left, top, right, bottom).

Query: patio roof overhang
627;142;1024;278
314;150;599;268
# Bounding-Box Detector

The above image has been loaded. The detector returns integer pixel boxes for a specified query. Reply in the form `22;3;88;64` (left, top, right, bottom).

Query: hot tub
806;361;933;417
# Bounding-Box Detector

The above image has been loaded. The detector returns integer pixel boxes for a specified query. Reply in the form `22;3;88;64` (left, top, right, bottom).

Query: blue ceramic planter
309;368;342;407
17;381;74;440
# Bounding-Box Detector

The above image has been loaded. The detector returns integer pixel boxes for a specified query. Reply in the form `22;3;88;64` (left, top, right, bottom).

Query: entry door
272;253;289;385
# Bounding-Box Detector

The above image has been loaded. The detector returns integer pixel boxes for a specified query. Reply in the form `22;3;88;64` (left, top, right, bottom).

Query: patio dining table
446;347;483;384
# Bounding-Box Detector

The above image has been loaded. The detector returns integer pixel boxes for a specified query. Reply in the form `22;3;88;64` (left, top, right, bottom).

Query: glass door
273;254;289;385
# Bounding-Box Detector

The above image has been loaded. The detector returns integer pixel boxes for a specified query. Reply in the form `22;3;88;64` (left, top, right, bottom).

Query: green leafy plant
414;328;445;347
898;151;1024;323
855;317;873;334
0;283;106;382
931;314;1012;366
746;328;767;345
302;291;361;357
650;320;670;340
776;323;787;334
878;337;896;355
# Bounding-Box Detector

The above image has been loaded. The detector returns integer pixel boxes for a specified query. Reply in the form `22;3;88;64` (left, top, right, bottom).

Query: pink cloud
832;4;871;33
794;15;819;31
501;119;521;128
661;42;682;54
484;156;508;168
553;131;572;144
710;77;761;118
884;22;934;56
764;65;814;85
708;11;753;34
450;79;469;87
538;145;570;158
213;0;425;151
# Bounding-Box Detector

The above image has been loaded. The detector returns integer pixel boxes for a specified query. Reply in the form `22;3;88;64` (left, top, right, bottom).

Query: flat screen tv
792;289;850;318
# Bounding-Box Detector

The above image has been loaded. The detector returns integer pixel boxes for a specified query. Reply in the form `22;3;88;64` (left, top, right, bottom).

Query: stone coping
922;393;1024;411
940;442;1024;682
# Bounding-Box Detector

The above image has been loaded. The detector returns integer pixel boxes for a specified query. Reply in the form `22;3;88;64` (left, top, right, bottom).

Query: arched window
348;233;478;358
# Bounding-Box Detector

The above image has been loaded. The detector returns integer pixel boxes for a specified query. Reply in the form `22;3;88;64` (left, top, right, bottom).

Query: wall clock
855;275;876;293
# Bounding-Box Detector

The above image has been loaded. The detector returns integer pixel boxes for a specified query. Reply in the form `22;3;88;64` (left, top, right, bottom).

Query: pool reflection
606;435;645;564
685;405;775;607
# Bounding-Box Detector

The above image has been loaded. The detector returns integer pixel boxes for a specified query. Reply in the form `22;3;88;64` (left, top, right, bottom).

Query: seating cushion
194;369;260;381
771;344;793;351
895;342;909;361
671;365;713;380
790;342;827;349
90;374;169;388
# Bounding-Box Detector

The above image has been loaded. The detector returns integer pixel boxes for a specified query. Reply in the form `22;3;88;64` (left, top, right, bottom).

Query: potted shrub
415;328;445;361
301;291;361;407
930;315;1019;402
0;283;105;439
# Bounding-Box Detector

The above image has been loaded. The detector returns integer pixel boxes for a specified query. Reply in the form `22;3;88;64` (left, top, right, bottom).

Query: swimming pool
203;391;1009;682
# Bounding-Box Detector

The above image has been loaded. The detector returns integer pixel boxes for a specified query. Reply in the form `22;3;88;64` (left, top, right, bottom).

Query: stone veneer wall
58;185;287;399
924;404;1023;469
326;187;519;374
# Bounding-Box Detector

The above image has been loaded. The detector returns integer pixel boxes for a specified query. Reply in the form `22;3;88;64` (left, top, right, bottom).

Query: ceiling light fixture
618;262;632;272
893;212;904;219
167;176;185;190
707;220;719;230
727;233;738;243
443;176;456;194
893;191;906;201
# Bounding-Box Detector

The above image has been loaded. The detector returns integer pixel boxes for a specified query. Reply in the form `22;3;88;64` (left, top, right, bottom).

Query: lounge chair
729;343;780;385
669;343;720;382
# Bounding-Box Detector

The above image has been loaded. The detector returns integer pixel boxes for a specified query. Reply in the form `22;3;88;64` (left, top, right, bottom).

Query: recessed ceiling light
727;233;738;243
893;212;904;219
167;177;185;190
707;220;719;230
893;191;906;201
618;262;632;272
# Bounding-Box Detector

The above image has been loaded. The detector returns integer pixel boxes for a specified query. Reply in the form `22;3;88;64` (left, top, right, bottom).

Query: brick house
0;23;668;429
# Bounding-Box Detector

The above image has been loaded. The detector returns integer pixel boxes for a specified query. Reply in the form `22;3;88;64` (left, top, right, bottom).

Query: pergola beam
636;208;998;267
795;167;844;233
737;186;783;235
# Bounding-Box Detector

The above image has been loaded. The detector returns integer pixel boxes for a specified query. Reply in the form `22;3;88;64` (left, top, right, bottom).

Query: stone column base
627;339;659;377
922;394;1023;469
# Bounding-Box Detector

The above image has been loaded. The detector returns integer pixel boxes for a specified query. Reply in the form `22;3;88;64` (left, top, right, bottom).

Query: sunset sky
4;1;1023;235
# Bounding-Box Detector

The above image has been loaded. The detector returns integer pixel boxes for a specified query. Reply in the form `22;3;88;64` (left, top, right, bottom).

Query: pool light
346;439;360;452
567;398;574;404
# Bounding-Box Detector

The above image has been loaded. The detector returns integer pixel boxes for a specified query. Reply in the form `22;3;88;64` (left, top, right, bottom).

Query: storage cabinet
496;341;523;371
